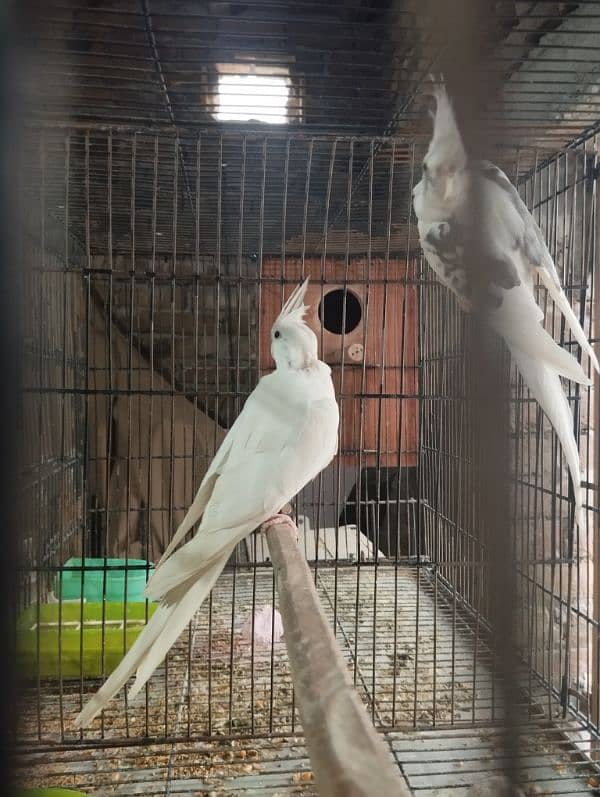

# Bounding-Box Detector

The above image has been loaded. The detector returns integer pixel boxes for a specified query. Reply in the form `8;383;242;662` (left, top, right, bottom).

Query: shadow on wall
339;466;419;559
88;289;226;562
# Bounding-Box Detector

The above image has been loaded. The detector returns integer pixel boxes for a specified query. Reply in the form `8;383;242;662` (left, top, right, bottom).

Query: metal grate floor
16;566;600;794
15;723;599;795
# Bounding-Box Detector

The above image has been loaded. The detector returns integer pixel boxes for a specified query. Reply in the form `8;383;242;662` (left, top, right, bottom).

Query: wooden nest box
260;258;418;468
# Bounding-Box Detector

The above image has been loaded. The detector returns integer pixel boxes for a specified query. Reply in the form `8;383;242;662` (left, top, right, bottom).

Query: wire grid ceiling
18;1;600;146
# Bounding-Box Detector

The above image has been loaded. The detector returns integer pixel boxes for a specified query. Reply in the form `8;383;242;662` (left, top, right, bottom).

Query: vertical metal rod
122;132;137;737
432;2;519;787
313;139;337;585
332;139;355;628
592;158;600;748
57;131;71;738
78;129;92;731
300;140;314;277
99;128;114;741
143;133;159;735
35;128;46;742
353;141;375;687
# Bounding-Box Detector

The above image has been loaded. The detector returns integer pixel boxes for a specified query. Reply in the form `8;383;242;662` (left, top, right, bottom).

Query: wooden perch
264;517;410;797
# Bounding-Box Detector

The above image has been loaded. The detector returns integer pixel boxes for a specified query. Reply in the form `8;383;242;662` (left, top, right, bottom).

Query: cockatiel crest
413;76;599;527
276;275;309;323
270;277;319;371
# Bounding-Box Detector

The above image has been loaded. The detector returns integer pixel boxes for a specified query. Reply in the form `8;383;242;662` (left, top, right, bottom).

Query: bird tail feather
490;299;591;386
73;601;174;729
73;547;233;729
536;272;599;374
145;525;246;601
156;473;218;568
508;344;584;528
129;547;232;699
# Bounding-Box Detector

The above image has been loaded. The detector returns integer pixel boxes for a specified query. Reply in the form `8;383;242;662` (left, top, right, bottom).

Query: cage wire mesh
17;121;599;762
11;0;600;794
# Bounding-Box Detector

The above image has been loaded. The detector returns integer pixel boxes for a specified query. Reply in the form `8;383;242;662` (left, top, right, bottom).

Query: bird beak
442;175;455;204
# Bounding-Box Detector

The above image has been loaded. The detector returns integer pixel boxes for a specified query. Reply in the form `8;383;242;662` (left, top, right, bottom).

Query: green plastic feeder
19;790;88;797
16;601;158;679
55;557;153;603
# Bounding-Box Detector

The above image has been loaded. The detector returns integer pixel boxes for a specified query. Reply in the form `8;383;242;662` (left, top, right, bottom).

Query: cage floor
15;723;599;795
16;566;599;794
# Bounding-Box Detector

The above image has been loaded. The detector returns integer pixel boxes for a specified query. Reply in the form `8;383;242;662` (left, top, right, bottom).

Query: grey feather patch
482;254;521;291
477;160;550;275
478;161;524;211
423;218;520;309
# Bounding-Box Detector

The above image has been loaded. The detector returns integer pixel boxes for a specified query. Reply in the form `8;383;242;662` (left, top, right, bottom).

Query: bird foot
457;296;473;313
424;71;446;100
261;513;298;539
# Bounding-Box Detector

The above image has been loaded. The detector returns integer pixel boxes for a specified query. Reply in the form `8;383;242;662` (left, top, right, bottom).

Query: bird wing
155;417;237;566
145;368;338;600
417;170;592;385
198;368;337;529
156;367;321;566
476;161;599;373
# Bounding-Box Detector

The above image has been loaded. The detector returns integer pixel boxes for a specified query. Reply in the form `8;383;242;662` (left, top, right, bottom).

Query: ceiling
19;1;600;150
17;1;600;263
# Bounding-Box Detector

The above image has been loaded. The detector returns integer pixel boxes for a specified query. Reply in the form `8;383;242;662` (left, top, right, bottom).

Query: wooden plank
265;518;410;797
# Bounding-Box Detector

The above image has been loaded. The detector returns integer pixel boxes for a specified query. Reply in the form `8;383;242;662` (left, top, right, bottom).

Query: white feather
74;278;339;728
487;286;591;386
508;346;585;532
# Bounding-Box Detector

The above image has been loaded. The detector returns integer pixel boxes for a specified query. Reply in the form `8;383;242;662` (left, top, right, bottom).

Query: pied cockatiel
75;278;339;728
413;79;599;527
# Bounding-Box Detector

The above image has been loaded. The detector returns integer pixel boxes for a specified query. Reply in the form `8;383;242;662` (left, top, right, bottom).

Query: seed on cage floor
391;650;413;672
292;771;314;783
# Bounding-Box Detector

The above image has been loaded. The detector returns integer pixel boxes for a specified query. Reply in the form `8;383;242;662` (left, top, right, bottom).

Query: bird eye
274;330;281;338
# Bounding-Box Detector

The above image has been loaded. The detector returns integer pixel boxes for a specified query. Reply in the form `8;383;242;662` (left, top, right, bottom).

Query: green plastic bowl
55;557;154;603
19;790;88;797
17;601;158;679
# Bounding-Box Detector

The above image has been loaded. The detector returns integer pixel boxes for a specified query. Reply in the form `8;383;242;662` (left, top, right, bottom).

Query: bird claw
261;513;298;540
457;295;473;313
423;71;446;101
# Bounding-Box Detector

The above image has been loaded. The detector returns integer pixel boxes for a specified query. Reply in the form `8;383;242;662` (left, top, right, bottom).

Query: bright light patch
216;74;289;123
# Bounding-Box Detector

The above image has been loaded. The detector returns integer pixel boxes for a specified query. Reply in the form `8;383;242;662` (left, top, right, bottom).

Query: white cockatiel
74;278;339;728
413;78;599;527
